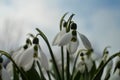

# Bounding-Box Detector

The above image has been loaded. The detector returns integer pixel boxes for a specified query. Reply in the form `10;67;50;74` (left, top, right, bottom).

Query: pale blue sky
0;0;120;54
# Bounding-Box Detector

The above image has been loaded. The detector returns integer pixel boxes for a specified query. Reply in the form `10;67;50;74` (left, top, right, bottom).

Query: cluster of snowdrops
0;13;120;80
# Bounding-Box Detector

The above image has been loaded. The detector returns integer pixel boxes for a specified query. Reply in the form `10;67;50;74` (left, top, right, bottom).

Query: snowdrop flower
52;22;67;46
6;38;31;76
77;52;93;73
77;53;86;73
0;57;11;80
58;23;79;54
18;37;49;71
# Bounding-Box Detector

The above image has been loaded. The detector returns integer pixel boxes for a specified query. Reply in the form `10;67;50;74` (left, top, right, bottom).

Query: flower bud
33;37;39;44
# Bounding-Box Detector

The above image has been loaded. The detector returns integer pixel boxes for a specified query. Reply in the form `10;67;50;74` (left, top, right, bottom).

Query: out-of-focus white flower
6;62;13;78
0;57;11;80
17;43;49;71
77;52;93;73
77;59;86;73
109;69;120;80
1;67;11;80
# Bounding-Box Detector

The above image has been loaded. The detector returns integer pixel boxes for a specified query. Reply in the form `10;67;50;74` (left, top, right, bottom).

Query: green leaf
60;12;68;30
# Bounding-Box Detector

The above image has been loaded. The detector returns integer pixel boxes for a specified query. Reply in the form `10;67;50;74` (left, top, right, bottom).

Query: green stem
61;46;64;80
66;50;70;80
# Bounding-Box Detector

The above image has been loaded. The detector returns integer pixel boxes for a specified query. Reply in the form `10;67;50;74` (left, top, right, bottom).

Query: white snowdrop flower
52;27;66;46
77;53;86;73
59;30;79;54
77;52;93;73
18;37;49;71
77;59;86;73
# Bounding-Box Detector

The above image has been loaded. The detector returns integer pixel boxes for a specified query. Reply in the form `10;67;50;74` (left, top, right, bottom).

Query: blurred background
0;0;120;56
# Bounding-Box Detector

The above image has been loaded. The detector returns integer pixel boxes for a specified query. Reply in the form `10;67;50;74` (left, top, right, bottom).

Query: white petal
39;46;49;70
85;56;93;72
2;67;11;80
67;40;79;54
13;48;24;65
6;62;13;78
109;69;120;80
77;60;85;73
52;28;66;46
12;47;23;59
58;32;72;46
18;46;34;71
78;32;92;49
